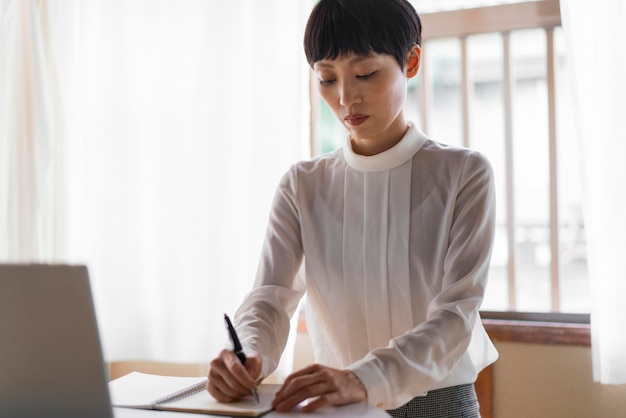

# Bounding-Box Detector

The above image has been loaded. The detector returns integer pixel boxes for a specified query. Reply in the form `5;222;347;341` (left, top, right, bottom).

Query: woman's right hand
207;349;263;402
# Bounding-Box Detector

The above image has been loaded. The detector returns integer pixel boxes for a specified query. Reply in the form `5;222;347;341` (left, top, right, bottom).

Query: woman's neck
349;116;410;156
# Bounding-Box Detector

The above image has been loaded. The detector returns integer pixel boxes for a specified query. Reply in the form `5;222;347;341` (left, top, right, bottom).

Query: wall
109;360;208;380
492;342;626;418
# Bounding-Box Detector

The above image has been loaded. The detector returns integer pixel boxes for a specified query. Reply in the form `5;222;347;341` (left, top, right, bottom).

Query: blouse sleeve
347;151;496;408
233;167;306;380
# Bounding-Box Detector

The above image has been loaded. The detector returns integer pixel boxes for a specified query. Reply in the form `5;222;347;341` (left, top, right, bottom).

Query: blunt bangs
304;0;421;68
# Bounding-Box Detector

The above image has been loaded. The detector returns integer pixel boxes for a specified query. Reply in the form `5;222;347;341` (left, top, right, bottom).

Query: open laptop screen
0;264;113;418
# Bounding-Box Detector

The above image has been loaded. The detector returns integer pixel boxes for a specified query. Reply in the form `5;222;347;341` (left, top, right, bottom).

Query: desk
114;402;389;417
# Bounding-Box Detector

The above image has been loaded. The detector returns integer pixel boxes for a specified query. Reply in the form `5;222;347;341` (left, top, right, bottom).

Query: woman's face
313;47;420;156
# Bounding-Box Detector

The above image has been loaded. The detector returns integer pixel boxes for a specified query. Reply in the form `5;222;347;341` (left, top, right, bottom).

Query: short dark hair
304;0;422;68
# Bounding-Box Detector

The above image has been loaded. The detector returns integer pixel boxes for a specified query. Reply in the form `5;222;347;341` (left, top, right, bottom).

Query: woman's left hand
271;364;367;413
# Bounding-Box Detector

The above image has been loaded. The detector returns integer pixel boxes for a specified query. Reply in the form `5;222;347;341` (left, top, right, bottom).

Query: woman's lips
344;114;369;126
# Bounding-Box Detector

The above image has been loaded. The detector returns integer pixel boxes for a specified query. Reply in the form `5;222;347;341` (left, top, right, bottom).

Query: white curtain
0;0;62;260
1;0;311;371
561;0;626;384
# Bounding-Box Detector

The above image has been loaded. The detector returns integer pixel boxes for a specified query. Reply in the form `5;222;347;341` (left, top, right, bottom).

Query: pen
224;313;260;404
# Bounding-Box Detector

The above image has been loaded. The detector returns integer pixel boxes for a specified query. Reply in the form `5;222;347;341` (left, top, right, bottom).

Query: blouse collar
342;122;427;172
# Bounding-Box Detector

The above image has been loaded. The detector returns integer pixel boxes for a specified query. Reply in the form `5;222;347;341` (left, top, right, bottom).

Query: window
310;0;589;314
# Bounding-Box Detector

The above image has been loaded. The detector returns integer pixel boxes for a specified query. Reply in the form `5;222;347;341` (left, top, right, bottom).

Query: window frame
420;0;590;336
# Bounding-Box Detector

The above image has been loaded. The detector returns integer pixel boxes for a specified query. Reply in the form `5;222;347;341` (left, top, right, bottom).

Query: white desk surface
114;401;390;417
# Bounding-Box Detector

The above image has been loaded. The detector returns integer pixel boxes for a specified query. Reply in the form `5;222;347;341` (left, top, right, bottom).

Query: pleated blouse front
235;122;498;409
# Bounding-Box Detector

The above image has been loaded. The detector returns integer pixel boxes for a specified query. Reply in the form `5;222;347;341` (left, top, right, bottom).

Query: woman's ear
406;45;421;78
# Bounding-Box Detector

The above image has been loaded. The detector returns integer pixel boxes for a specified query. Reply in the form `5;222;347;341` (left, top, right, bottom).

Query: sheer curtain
561;0;626;384
1;0;311;370
0;0;64;261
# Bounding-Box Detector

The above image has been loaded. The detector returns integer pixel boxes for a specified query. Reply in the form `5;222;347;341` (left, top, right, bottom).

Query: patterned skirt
386;384;480;418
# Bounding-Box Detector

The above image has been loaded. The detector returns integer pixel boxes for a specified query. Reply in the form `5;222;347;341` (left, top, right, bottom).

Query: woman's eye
357;71;377;80
319;78;336;86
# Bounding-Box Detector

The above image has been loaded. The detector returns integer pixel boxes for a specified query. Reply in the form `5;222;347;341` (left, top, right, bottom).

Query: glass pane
554;27;590;312
424;37;463;147
406;72;422;128
466;33;509;310
484;227;511;311
510;28;551;311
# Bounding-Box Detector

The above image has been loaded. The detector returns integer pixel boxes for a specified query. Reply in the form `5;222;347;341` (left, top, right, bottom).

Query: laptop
0;264;114;418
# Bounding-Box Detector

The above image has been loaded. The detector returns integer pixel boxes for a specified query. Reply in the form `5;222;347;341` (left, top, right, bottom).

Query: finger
276;364;325;399
273;380;330;412
222;350;258;389
208;365;242;399
273;368;367;412
243;355;263;386
209;352;254;397
207;373;242;402
218;367;255;396
281;363;321;385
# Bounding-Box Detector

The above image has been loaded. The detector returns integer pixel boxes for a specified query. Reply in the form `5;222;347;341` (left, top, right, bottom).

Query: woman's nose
338;80;362;107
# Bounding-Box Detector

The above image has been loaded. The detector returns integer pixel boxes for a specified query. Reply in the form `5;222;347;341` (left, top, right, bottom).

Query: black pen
224;313;260;404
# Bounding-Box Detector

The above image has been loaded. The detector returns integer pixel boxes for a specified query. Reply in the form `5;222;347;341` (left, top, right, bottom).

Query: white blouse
233;122;498;409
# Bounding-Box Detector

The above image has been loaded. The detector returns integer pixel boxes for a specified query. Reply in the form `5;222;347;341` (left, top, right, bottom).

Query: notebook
109;372;277;417
0;264;114;418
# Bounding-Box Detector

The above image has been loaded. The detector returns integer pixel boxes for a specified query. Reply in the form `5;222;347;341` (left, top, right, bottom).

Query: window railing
417;0;588;313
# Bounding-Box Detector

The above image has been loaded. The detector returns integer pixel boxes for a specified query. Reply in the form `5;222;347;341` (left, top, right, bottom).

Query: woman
208;1;498;416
